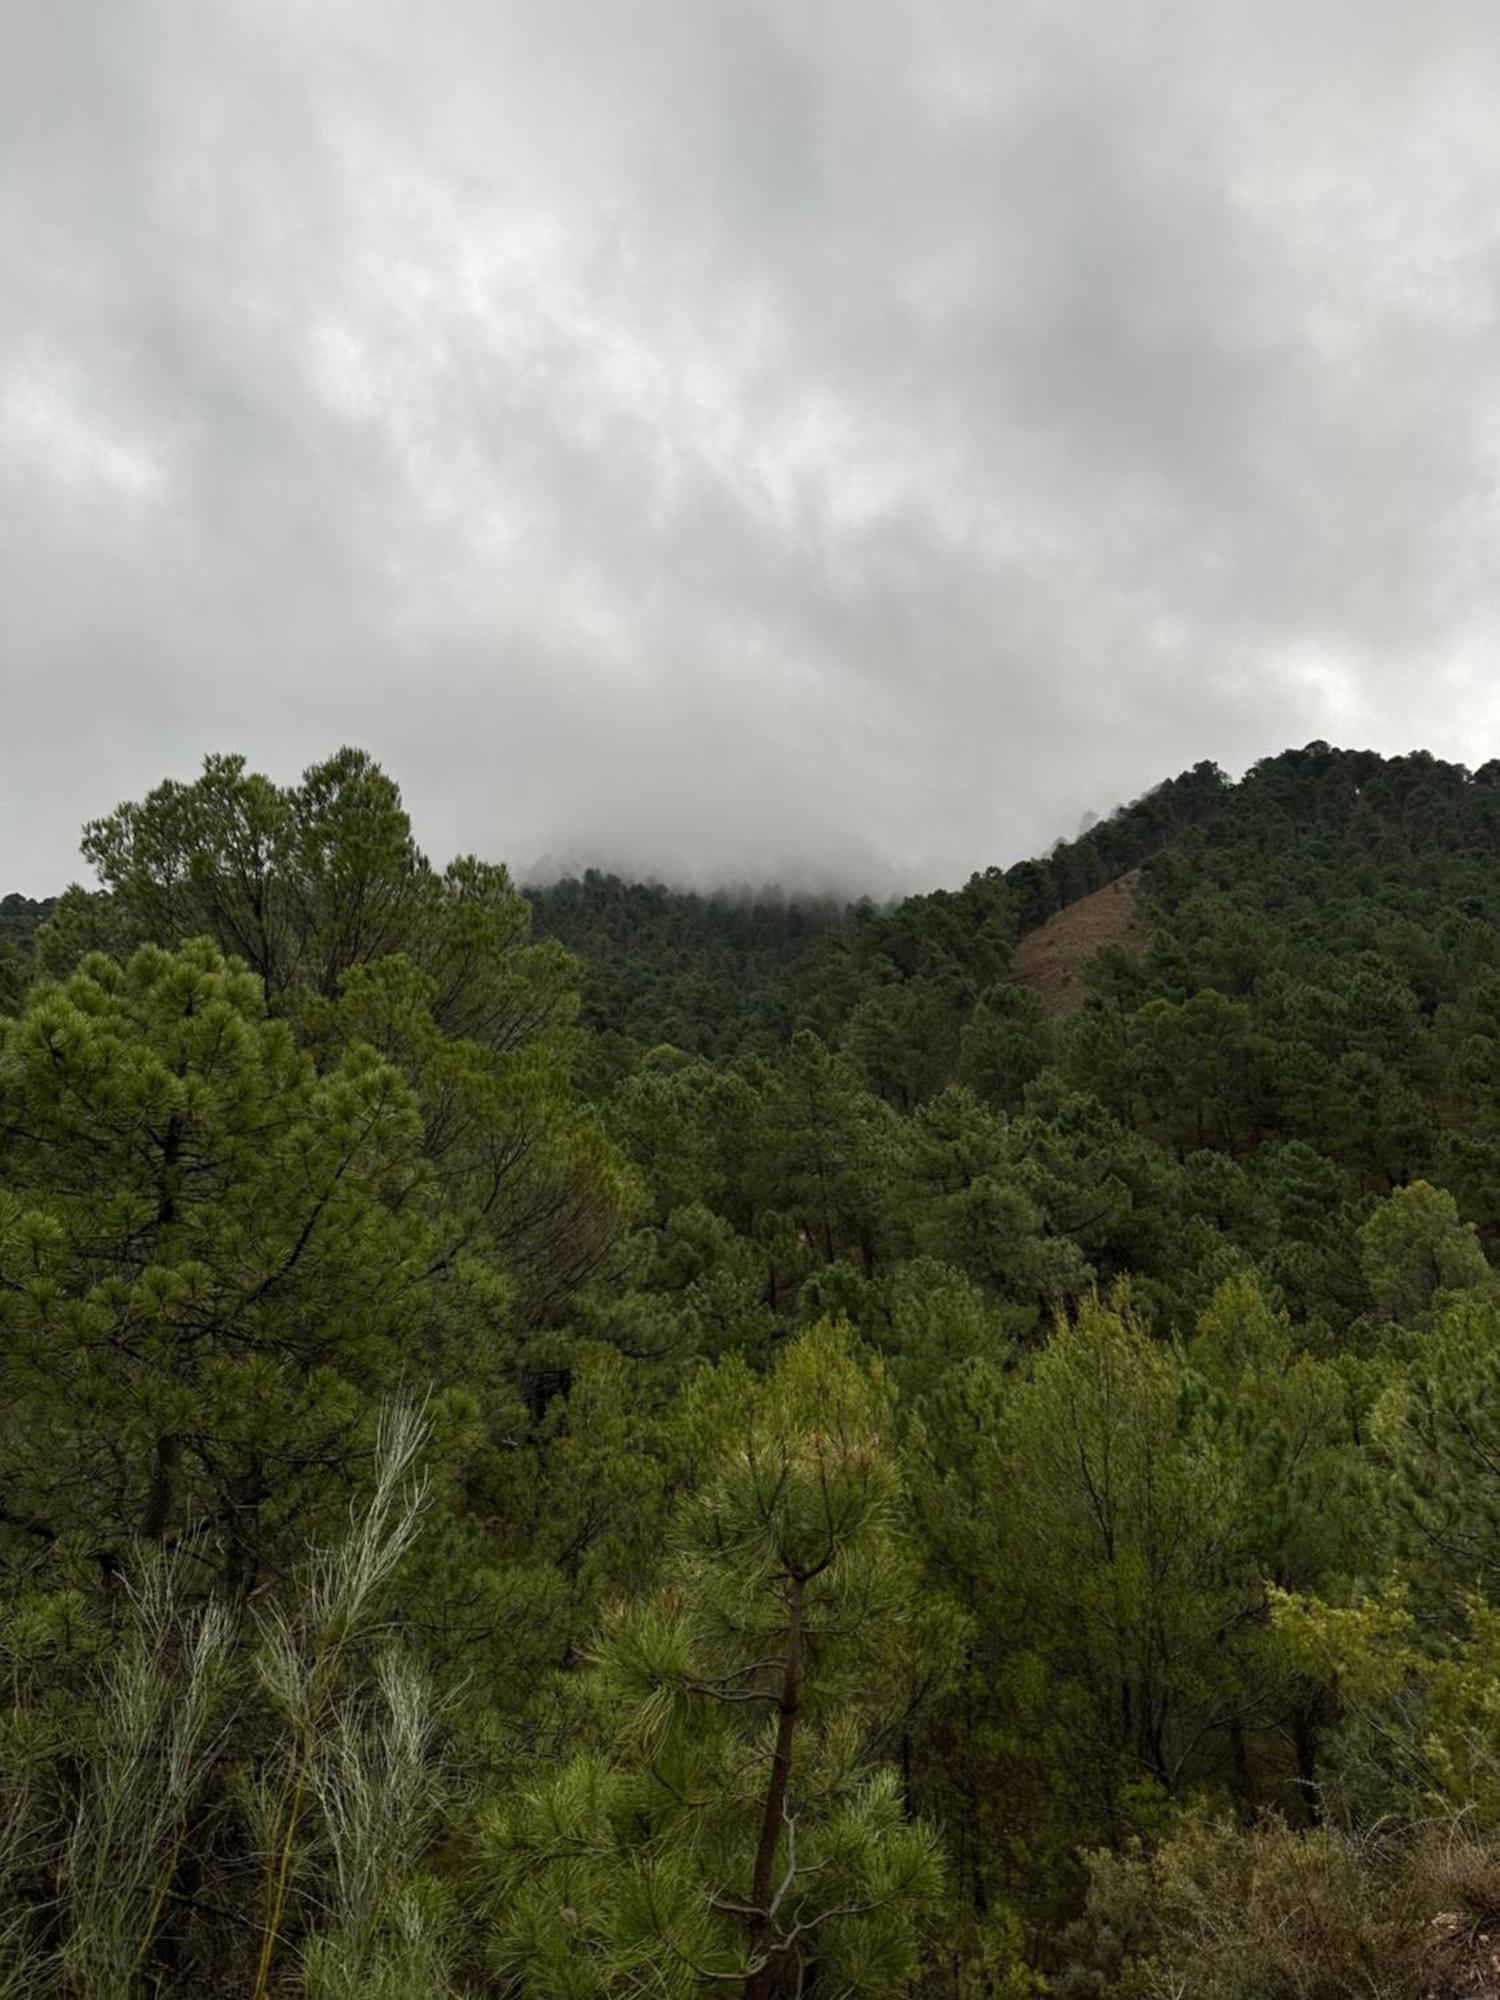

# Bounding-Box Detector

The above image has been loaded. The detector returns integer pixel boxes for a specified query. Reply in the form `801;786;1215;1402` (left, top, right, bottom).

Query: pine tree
67;748;639;1316
489;1326;950;1999
0;940;505;1598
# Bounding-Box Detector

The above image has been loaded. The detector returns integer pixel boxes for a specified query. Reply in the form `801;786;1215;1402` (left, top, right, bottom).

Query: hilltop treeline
7;741;1500;1994
528;756;1228;1057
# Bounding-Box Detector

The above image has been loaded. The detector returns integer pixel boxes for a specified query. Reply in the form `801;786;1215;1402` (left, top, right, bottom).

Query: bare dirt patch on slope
1009;869;1146;1012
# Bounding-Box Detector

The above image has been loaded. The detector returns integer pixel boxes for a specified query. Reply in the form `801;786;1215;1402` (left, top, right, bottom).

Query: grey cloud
3;0;1499;896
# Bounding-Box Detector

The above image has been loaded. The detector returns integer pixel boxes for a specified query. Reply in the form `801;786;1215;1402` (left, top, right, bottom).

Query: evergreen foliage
11;739;1500;1993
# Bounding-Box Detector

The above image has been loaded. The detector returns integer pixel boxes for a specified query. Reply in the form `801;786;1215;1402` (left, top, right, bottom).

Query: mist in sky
4;1;1500;896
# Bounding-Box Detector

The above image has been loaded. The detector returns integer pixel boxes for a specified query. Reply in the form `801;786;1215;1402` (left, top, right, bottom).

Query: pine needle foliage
488;1324;952;1998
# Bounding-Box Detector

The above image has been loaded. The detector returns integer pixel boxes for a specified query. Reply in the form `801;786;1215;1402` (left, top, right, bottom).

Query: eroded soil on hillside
1009;868;1146;1011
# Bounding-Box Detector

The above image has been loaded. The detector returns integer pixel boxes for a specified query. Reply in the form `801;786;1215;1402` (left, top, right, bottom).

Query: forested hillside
9;741;1500;1995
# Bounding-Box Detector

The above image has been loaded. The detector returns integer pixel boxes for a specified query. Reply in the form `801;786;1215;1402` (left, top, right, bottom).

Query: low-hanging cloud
3;0;1499;896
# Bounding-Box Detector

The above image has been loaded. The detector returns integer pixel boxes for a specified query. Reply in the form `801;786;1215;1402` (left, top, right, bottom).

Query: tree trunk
141;1112;185;1544
1292;1701;1322;1826
1228;1711;1253;1806
744;1576;805;2000
141;1432;180;1542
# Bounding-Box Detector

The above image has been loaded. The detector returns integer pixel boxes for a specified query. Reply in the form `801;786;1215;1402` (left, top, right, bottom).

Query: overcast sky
4;2;1500;897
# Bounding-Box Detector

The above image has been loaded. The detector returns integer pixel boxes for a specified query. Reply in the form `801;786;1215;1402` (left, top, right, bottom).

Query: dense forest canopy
9;740;1500;1994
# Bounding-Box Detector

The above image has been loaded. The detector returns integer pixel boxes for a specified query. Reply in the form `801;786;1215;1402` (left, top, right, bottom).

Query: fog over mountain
4;1;1500;894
